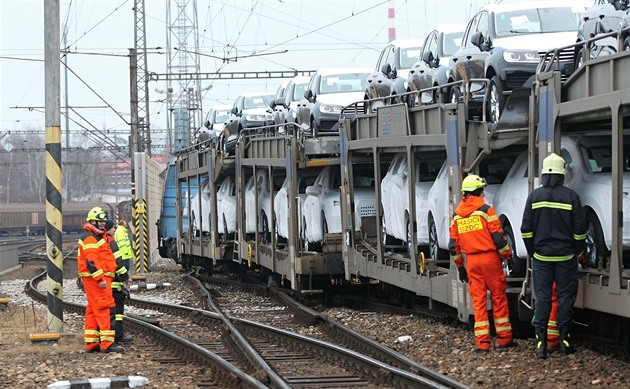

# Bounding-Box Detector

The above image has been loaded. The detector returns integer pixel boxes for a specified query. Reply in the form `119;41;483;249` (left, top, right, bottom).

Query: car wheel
585;212;607;269
310;117;319;138
261;214;269;245
432;85;441;104
503;224;525;277
382;216;395;246
428;216;440;260
488;75;504;124
191;212;199;237
390;92;398;105
576;47;587;69
449;85;460;104
406;217;414;257
221;215;228;243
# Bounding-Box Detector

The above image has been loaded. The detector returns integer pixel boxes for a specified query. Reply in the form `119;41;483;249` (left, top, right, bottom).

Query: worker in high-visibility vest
77;207;124;353
106;219;133;344
449;174;517;353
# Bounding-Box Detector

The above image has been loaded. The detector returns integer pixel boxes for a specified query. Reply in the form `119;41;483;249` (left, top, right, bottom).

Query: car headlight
503;50;540;63
319;104;342;114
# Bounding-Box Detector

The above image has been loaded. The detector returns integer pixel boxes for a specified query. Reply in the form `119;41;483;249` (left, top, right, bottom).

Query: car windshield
399;47;421;68
443;31;464;56
583;144;630;173
214;109;230;123
319;73;368;94
417;158;444;182
480;156;517;185
292;83;308;101
244;95;272;109
494;7;581;37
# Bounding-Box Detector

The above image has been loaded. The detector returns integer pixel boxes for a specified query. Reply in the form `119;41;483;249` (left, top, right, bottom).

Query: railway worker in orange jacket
449;174;517;353
77;207;124;353
105;219;133;344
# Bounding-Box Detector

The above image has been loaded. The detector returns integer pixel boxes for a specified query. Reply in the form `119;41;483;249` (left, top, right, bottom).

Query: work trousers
113;289;126;339
82;277;116;351
532;258;578;331
548;283;560;347
467;251;513;350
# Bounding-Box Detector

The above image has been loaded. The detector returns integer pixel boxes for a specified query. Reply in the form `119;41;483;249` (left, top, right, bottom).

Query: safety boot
103;344;125;353
116;335;134;343
535;329;547;359
560;327;575;356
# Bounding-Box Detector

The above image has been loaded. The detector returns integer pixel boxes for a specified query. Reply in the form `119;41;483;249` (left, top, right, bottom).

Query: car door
389;154;410;240
217;176;236;234
303;167;328;242
418;30;439;90
452;11;487;84
274;177;290;239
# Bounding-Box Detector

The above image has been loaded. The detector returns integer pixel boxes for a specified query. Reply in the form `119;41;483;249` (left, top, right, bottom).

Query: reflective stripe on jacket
448;195;509;268
114;226;134;260
77;223;116;281
521;184;586;261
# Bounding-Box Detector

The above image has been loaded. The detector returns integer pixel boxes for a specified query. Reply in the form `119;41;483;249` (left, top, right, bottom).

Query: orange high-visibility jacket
77;223;117;280
448;195;510;268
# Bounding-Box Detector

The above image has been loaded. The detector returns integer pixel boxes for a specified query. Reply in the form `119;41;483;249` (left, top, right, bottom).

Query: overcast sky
1;0;522;145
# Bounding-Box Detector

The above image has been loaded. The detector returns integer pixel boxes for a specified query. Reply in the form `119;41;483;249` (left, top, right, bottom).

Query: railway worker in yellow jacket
77;207;124;353
106;220;133;344
114;220;135;272
449;175;517;353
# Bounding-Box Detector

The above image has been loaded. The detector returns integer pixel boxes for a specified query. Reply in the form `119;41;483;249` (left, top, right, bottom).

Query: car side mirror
204;120;211;128
305;184;321;197
230;106;239;115
380;62;392;75
274;97;288;109
471;31;487;51
304;89;314;102
421;50;434;66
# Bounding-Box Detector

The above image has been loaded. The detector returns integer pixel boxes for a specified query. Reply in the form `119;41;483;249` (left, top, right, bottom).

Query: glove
577;251;586;268
505;258;514;275
501;248;513;261
122;287;131;299
458;267;469;283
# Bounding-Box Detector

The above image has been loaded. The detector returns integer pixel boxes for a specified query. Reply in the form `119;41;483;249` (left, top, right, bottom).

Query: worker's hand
501;248;513;261
505;258;514;275
577;252;586;268
457;267;469;284
98;280;107;289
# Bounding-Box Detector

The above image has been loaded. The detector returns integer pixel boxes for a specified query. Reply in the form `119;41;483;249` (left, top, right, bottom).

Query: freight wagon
0;202;115;236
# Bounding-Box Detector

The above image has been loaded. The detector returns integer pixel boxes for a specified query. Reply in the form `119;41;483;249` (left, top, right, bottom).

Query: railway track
127;270;466;388
24;270;265;389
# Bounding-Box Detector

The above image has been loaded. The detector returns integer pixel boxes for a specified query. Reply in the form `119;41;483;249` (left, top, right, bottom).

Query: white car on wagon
274;174;317;243
427;154;517;262
493;135;630;272
301;166;376;251
381;153;445;254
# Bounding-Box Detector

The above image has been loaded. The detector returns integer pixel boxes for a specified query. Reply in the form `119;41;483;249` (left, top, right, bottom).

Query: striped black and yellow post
141;197;149;272
133;195;141;272
44;0;63;333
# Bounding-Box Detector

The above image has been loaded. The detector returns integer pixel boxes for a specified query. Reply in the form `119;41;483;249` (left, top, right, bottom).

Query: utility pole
133;0;151;156
44;0;63;333
63;31;71;201
166;0;202;152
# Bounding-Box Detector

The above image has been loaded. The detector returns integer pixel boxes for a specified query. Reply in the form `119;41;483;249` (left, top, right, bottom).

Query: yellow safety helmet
541;153;565;175
461;174;487;193
86;207;108;222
